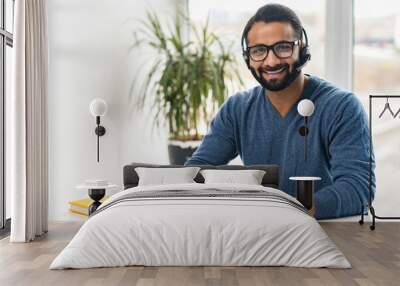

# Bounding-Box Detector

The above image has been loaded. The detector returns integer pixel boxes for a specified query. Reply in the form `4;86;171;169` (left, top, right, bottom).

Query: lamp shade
297;99;314;117
89;98;107;117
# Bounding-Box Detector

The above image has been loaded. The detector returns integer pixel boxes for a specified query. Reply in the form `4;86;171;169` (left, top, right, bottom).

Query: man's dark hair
242;4;303;46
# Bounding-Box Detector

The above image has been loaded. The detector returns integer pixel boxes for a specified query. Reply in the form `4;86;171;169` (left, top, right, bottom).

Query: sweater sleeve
315;94;376;219
184;97;239;166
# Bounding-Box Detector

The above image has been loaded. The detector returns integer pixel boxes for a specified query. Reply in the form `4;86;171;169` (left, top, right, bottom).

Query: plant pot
168;140;202;165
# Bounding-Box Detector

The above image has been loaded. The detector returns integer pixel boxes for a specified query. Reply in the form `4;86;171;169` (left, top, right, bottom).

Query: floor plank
0;222;399;286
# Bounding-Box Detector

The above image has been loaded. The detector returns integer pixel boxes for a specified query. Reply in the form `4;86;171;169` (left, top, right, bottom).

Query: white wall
48;0;180;221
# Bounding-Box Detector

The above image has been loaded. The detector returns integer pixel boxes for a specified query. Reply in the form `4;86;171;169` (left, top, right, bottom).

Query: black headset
241;27;311;71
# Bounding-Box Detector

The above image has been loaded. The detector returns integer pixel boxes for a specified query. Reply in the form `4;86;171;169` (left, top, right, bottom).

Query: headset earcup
297;46;311;70
296;27;311;70
299;47;307;65
303;47;311;63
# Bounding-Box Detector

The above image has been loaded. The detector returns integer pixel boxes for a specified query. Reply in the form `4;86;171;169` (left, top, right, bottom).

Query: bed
50;163;350;269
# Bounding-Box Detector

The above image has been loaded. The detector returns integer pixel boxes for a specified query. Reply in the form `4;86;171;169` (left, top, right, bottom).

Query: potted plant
132;11;243;164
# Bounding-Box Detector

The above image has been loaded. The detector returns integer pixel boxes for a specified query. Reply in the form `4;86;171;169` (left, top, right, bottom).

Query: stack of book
69;196;109;216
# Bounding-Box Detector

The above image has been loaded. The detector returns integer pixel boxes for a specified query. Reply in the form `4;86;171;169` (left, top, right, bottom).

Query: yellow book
69;208;88;216
68;196;109;216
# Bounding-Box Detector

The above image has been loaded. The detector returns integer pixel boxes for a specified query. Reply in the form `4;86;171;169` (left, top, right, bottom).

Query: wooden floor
0;222;399;286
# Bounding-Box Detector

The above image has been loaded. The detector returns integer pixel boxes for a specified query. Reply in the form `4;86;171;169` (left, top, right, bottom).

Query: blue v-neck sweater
185;75;376;219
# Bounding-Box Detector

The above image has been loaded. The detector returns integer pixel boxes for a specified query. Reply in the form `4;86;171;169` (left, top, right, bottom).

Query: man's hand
307;206;316;217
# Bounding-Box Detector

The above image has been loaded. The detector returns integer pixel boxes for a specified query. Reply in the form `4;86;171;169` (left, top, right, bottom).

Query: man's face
246;22;301;91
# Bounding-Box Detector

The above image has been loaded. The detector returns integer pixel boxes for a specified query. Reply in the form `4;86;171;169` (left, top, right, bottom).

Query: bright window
354;0;400;217
354;0;400;95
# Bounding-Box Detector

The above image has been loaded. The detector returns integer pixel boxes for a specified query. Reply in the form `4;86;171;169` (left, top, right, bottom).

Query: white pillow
135;167;201;186
200;169;266;185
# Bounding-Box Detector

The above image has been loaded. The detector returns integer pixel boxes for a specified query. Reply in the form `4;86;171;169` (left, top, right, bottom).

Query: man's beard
250;62;301;91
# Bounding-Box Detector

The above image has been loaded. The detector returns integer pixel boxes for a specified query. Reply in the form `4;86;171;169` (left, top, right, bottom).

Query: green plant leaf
131;9;243;141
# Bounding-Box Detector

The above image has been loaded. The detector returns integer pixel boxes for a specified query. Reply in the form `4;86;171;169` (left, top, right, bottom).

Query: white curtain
9;0;49;242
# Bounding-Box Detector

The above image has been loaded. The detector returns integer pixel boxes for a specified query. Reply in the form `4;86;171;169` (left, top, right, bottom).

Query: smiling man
185;4;376;219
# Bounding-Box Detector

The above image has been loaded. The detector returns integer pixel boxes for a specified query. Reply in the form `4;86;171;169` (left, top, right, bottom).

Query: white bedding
50;183;351;269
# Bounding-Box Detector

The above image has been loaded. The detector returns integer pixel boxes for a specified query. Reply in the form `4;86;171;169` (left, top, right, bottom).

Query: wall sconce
89;98;107;162
297;99;315;162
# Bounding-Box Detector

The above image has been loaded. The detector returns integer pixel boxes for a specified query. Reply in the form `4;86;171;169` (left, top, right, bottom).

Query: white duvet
50;183;351;269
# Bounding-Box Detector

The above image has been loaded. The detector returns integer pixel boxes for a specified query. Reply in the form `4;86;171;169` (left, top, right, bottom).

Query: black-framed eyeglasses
247;40;300;62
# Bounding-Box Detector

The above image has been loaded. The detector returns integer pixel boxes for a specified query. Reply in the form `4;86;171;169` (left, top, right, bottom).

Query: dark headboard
123;162;280;190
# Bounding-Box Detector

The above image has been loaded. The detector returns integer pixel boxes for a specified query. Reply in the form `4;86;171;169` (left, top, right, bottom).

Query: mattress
50;183;351;269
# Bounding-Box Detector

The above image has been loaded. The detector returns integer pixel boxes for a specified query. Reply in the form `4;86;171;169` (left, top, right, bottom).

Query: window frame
0;0;13;232
325;0;354;91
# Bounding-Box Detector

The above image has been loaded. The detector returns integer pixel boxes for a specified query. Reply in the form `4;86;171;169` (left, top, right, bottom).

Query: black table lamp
89;98;107;162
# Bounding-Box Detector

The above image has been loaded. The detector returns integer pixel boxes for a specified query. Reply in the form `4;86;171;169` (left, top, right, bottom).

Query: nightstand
76;182;117;215
289;176;321;210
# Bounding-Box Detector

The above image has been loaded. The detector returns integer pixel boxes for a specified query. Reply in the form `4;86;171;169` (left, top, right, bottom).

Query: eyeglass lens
249;42;294;61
